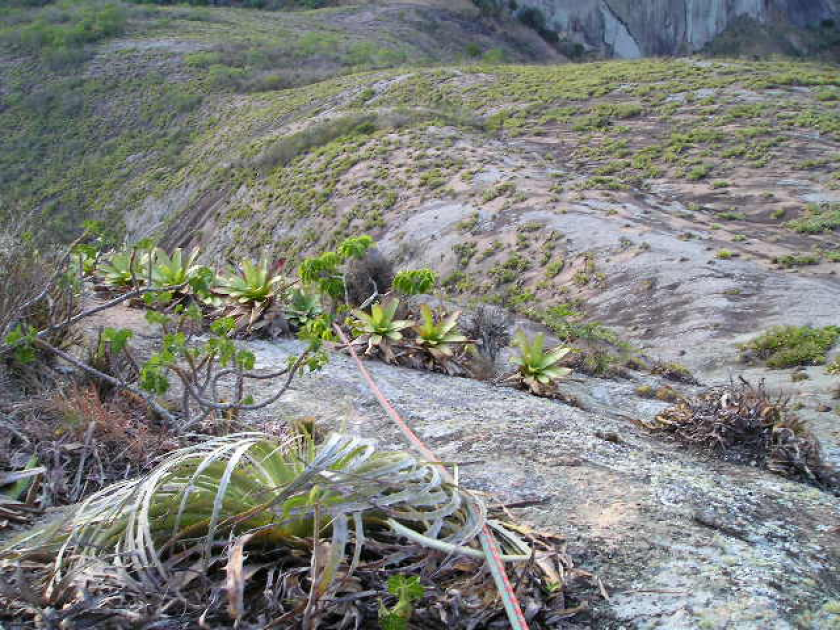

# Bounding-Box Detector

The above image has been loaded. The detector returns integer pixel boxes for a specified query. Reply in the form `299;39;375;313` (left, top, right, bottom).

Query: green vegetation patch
0;0;129;68
786;203;840;234
742;325;840;368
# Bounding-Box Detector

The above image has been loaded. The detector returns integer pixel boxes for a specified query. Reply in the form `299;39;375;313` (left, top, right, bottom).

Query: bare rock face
516;0;839;57
240;337;840;630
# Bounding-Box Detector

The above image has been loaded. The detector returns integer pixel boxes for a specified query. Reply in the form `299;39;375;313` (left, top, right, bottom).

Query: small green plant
149;247;202;288
508;330;571;396
379;575;425;630
412;305;468;362
786;203;840;234
774;253;820;268
742;325;840;368
299;235;374;301
717;249;735;260
351;298;414;362
217;259;283;304
99;250;148;287
284;288;323;329
393;269;437;295
687;163;712;181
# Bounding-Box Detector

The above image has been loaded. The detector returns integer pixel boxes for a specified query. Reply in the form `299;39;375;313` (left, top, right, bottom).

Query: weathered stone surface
241;337;840;629
516;0;839;56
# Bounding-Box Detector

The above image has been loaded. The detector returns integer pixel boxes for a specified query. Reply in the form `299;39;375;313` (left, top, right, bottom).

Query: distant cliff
510;0;839;57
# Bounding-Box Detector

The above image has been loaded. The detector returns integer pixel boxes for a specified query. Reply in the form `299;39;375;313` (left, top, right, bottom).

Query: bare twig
33;339;177;425
0;281;188;357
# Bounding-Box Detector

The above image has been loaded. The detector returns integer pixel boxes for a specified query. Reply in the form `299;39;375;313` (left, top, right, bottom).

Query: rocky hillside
0;0;557;237
1;3;840;628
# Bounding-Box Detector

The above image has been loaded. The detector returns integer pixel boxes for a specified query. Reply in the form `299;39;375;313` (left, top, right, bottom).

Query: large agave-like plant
216;259;283;304
150;247;203;288
3;433;526;617
216;259;285;334
99;250;149;287
411;305;469;373
509;330;572;396
350;298;413;363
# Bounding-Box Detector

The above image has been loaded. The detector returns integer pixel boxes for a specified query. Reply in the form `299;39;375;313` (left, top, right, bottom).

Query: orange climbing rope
333;324;530;630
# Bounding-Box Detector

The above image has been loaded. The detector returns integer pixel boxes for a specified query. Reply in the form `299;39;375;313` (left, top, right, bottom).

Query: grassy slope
0;0;554;238
2;3;840;329
56;53;829;360
147;57;840;263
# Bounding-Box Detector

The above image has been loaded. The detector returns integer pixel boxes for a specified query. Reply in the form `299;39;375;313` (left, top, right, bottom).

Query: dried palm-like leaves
0;433;597;628
643;378;838;492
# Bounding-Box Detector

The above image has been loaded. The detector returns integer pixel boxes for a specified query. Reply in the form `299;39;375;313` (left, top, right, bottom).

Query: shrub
786;203;840;234
393;269;437;296
773;253;820;267
461;304;511;362
4;2;128;67
742;325;840;368
252;114;378;173
482;48;507;63
650;360;697;384
345;248;394;306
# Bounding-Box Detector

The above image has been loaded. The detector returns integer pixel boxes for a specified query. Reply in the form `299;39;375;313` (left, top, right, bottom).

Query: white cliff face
600;3;643;58
521;0;839;57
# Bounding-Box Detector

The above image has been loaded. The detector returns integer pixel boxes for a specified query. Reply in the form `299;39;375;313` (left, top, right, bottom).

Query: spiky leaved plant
350;298;413;363
99;250;148;287
2;432;527;619
411;305;469;373
284;288;323;329
216;259;282;304
149;247;203;287
216;259;285;334
509;330;572;396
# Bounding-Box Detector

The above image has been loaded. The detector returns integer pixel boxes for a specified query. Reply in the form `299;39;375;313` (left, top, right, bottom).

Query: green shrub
774;253;820;267
465;42;482;58
252;114;378;172
742;325;840;368
481;48;507;63
687;163;712;181
3;2;128;67
786;203;840;234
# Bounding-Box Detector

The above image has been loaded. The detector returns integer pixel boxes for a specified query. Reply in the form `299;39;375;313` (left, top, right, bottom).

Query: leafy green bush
786;203;840;234
742;325;840;368
252;114;378;172
393;269;437;295
773;253;820;267
3;2;128;67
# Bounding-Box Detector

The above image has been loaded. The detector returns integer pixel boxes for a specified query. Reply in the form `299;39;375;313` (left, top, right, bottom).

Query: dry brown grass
1;384;176;511
643;378;838;493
